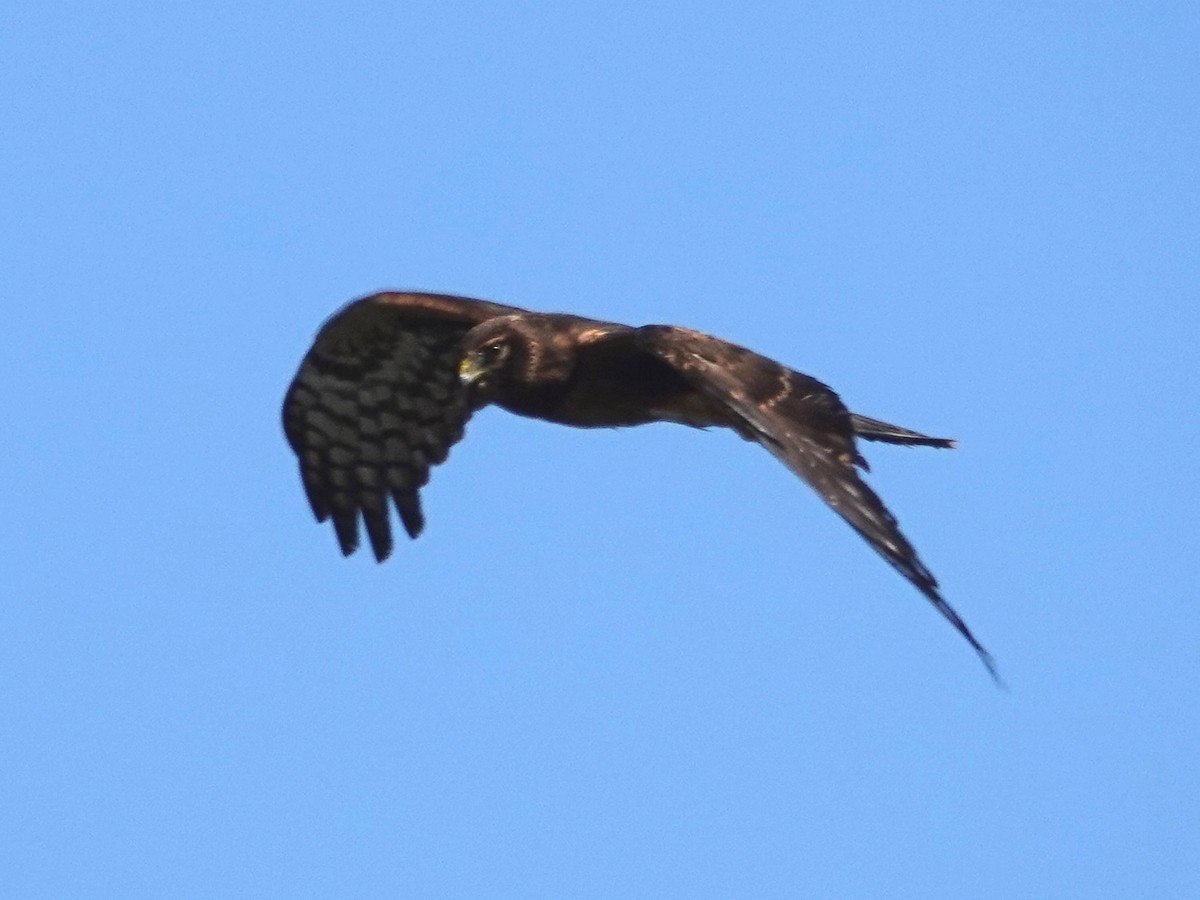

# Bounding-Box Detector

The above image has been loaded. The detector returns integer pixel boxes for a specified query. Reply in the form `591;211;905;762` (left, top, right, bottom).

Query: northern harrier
283;292;995;677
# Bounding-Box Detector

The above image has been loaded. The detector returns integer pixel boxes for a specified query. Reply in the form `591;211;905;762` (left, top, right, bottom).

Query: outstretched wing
282;292;525;561
633;325;996;678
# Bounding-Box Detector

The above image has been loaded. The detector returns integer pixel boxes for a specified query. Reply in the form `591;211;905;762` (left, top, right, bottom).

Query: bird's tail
850;414;956;449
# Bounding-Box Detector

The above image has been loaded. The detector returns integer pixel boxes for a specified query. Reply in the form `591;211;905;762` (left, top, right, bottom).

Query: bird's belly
498;382;723;430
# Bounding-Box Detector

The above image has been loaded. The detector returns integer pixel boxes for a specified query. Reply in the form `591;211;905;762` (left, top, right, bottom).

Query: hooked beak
458;354;487;388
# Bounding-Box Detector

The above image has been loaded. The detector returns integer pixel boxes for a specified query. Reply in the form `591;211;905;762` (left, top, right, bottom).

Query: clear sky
3;4;1197;898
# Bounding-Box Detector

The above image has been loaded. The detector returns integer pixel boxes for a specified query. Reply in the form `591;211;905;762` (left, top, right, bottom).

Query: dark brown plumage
283;291;995;677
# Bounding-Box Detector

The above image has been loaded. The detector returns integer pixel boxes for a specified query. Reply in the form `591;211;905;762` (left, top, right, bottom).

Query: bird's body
283;291;994;677
471;317;719;430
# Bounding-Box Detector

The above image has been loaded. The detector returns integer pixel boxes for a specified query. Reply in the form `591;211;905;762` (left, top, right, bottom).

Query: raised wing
634;325;996;678
282;292;525;561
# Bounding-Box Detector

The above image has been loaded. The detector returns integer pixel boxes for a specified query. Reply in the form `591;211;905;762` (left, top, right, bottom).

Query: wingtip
976;646;1006;689
333;515;360;559
396;493;426;540
906;570;1001;686
952;614;1003;687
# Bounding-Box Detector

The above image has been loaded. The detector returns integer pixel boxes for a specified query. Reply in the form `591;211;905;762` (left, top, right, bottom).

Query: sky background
3;3;1197;898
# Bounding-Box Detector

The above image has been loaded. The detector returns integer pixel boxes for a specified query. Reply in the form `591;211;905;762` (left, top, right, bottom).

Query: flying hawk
283;291;995;677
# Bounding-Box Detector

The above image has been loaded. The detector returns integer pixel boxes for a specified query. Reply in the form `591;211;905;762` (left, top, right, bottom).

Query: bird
283;291;996;678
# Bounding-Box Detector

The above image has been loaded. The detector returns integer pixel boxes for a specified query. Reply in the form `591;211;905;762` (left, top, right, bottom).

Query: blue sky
3;4;1197;897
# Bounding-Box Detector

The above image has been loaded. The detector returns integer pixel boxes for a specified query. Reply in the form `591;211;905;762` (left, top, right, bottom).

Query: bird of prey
283;291;996;677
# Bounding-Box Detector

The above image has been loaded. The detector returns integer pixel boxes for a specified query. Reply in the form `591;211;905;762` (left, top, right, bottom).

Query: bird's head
458;320;521;398
459;315;572;399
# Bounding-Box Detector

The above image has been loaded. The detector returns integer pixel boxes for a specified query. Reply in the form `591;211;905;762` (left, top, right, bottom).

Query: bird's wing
633;325;996;678
282;292;525;561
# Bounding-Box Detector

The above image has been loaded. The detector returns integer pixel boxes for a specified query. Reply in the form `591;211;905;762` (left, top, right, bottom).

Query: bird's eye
481;341;507;364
